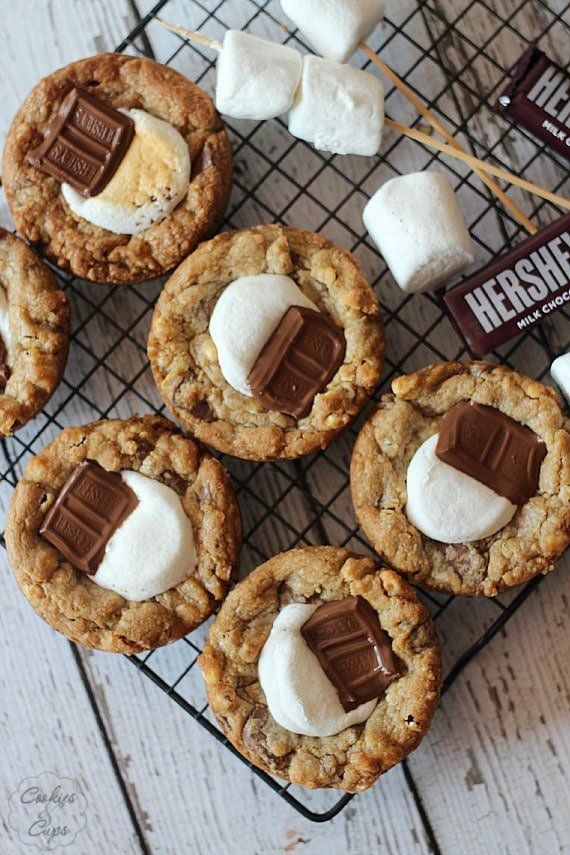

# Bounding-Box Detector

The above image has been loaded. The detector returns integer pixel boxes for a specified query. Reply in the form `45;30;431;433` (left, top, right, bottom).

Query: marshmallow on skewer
216;30;302;120
281;0;386;64
363;171;475;293
288;55;384;156
551;353;570;404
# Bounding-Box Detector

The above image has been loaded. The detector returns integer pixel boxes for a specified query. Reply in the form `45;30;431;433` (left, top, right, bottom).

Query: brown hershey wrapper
495;40;570;161
301;596;400;712
443;213;570;357
247;306;346;420
27;87;135;197
436;401;546;505
40;461;138;575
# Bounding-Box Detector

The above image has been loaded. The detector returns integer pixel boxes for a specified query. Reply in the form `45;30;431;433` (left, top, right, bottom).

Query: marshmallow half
62;109;191;235
551;353;570;404
216;30;302;120
363;171;475;293
258;603;377;737
289;55;384;156
93;471;196;601
208;274;318;397
405;434;517;543
281;0;386;64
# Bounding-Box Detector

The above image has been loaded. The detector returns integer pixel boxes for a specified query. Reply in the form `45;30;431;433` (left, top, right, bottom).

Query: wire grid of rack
0;0;568;824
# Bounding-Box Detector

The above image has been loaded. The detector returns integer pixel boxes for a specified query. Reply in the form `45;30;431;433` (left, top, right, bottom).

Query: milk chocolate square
27;87;134;197
301;596;399;712
247;306;346;419
40;461;138;574
436;401;546;505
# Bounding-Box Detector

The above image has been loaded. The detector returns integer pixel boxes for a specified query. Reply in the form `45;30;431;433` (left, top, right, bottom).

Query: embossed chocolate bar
248;305;346;419
301;596;400;712
495;40;570;161
27;87;134;197
443;213;570;356
40;461;138;574
436;401;546;505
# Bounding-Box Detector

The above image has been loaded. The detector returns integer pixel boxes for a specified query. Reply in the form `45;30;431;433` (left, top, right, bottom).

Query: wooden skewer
155;19;570;212
359;42;537;235
155;19;222;50
384;118;570;211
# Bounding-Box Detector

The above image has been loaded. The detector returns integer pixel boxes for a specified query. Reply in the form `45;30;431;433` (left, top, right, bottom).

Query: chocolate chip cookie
351;361;570;597
3;53;233;284
6;415;241;653
148;225;384;460
199;546;442;792
0;229;69;435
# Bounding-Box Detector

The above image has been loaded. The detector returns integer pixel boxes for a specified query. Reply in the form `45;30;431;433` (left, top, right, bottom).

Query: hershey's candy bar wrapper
495;40;570;161
444;213;570;357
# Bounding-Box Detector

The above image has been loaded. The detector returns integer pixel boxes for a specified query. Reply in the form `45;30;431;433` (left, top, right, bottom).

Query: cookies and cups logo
8;772;87;850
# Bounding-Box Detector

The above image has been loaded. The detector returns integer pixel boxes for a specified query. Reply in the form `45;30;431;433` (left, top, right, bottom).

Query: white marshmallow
0;286;12;367
258;604;377;737
208;274;317;397
551;353;570;403
216;30;302;120
93;471;196;602
405;434;516;544
363;171;475;293
288;55;384;156
62;109;190;235
281;0;385;64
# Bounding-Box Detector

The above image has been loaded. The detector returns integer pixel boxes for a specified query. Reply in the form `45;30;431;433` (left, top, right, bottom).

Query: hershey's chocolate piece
27;87;135;197
436;401;546;505
301;596;400;712
40;461;138;575
443;213;570;357
247;306;346;420
0;334;10;390
495;40;570;162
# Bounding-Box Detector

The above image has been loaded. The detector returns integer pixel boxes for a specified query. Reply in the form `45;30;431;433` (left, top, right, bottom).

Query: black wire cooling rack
1;0;568;825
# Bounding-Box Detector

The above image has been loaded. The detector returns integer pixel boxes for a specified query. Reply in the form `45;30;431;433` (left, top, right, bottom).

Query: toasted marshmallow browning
405;434;517;544
216;30;302;120
258;604;377;737
289;56;384;156
363;171;475;293
62;109;190;235
281;0;386;64
93;471;196;601
208;274;318;397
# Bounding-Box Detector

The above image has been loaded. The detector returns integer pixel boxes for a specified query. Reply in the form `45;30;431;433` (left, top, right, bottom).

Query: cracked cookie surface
3;53;233;284
351;361;570;597
148;225;384;460
0;229;69;435
199;546;441;792
6;415;241;652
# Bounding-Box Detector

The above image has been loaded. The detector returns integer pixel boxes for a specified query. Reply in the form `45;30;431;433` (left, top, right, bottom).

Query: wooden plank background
0;1;568;853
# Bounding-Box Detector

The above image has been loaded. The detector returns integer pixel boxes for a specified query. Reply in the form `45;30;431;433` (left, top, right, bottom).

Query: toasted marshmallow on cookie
93;471;196;601
209;274;318;397
258;604;377;737
62;109;190;235
405;434;517;544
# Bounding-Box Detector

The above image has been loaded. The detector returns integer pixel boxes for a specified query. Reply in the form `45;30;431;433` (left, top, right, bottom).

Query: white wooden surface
0;2;569;854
